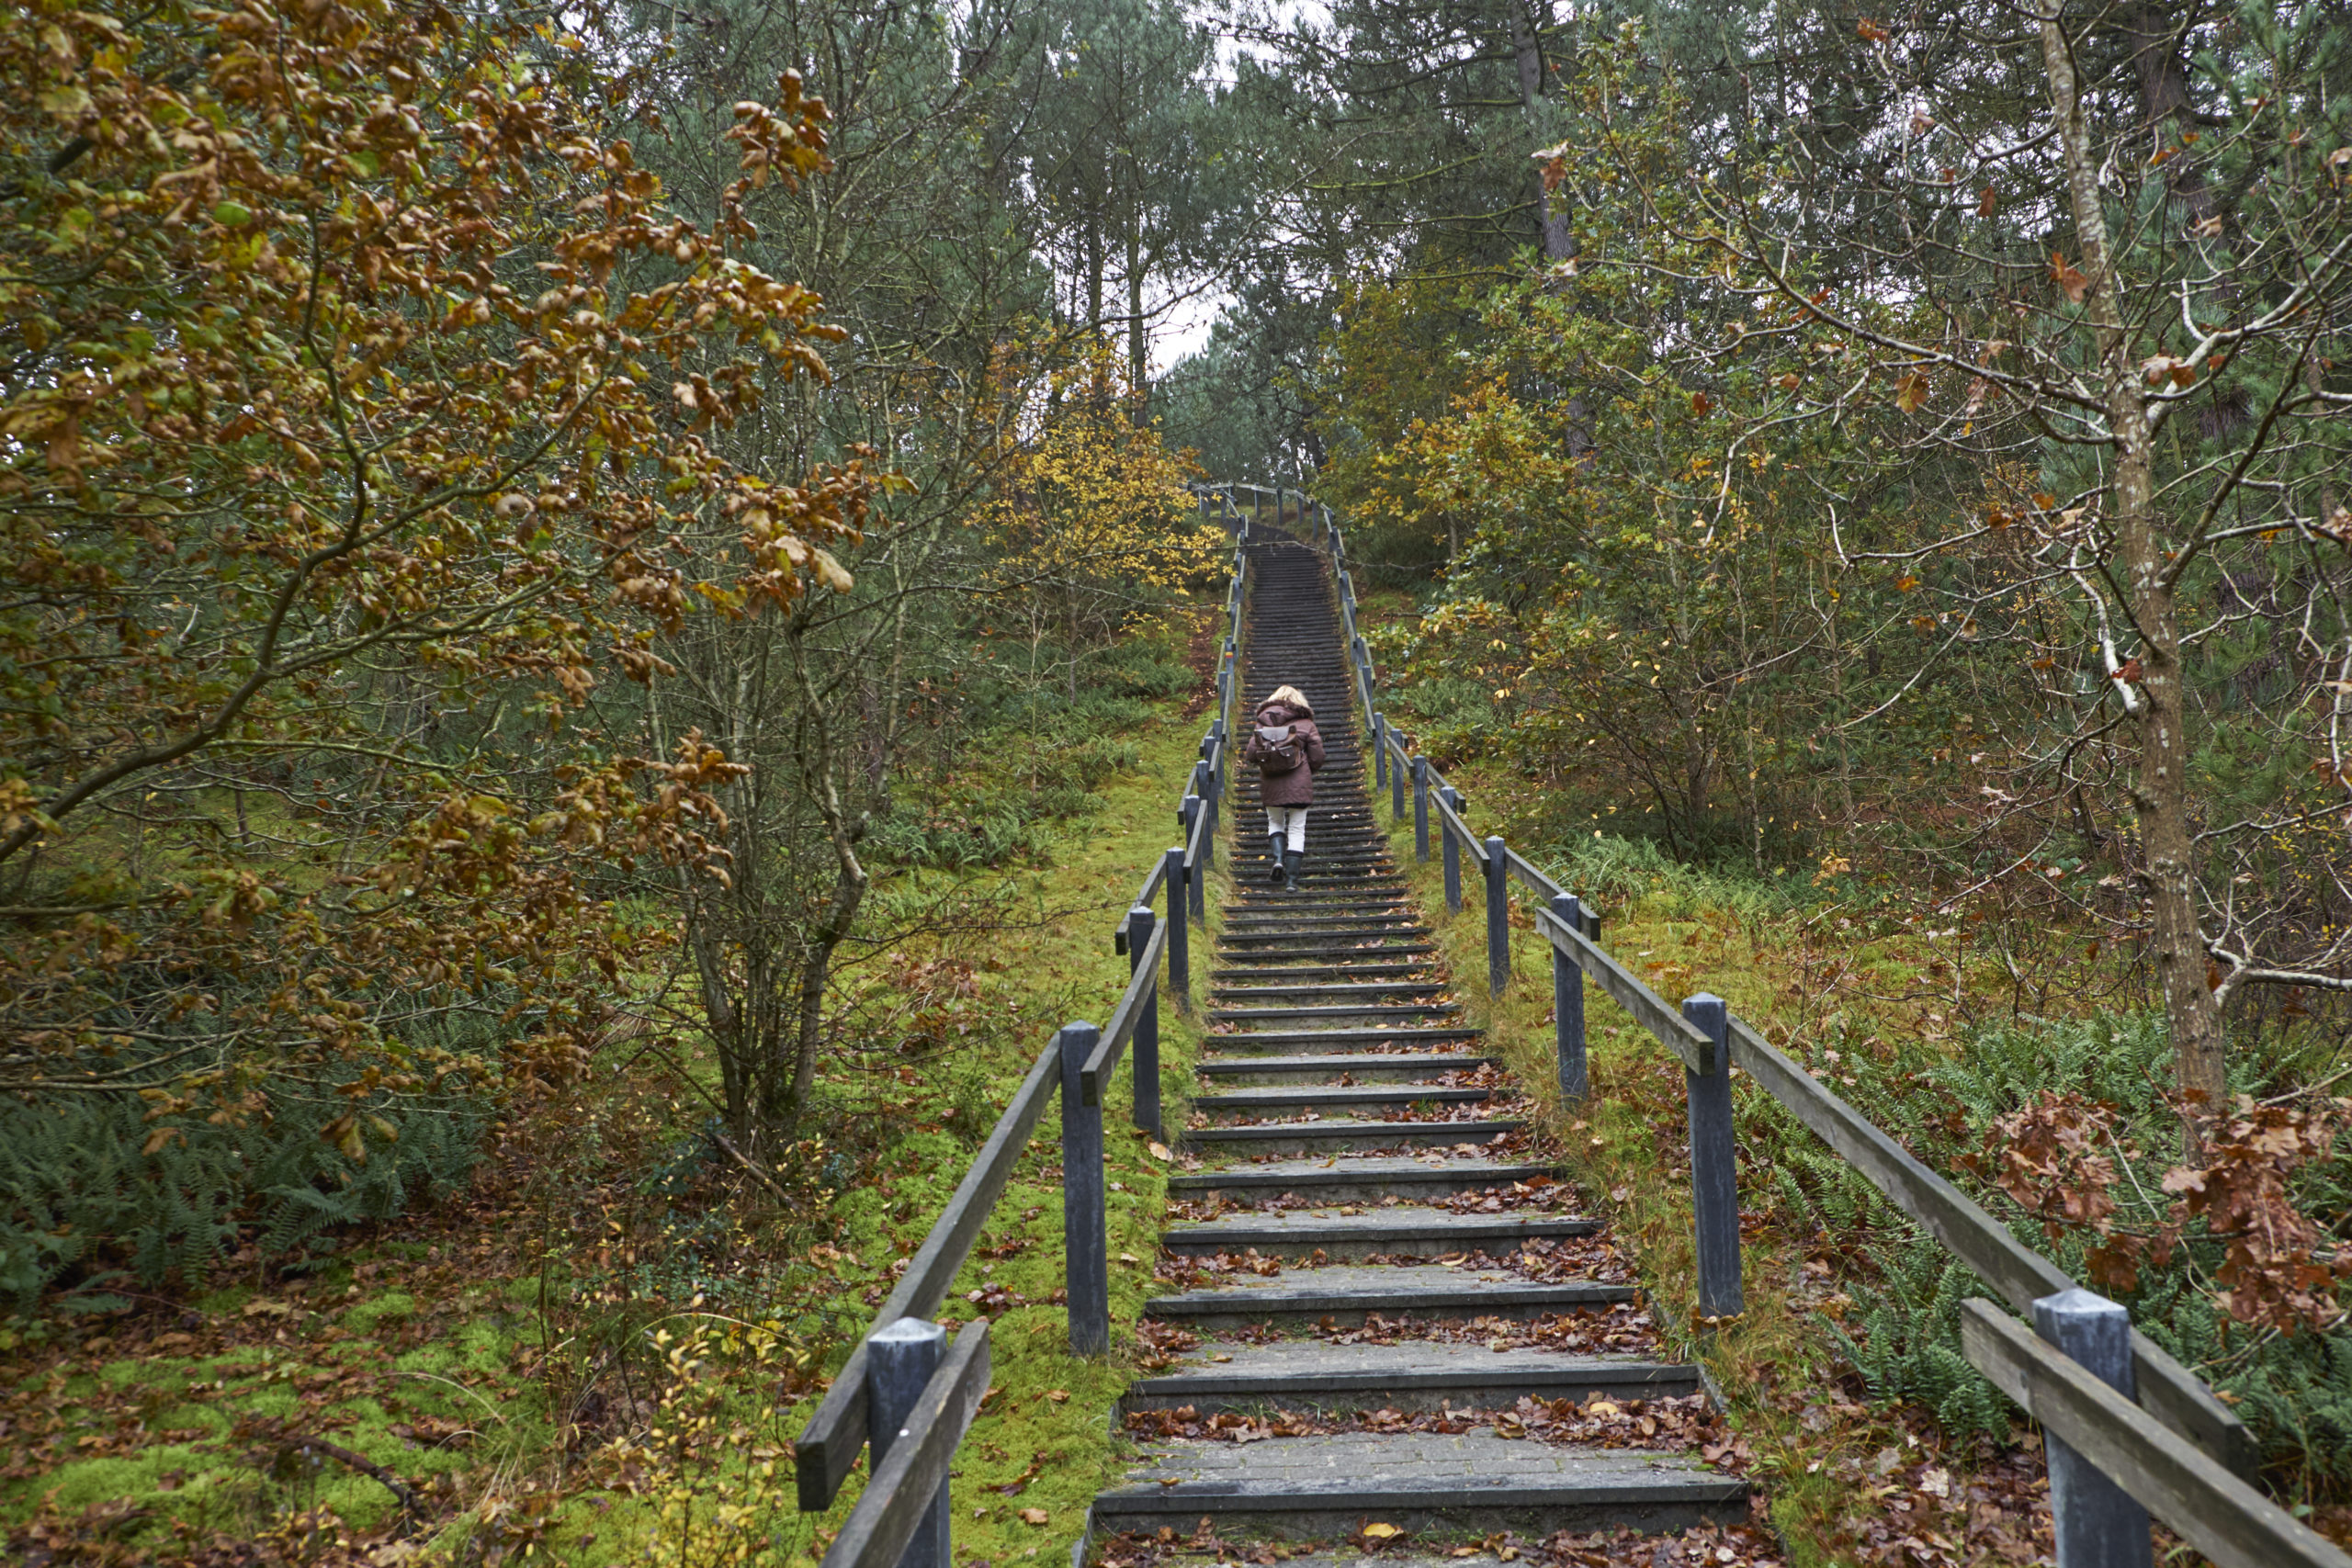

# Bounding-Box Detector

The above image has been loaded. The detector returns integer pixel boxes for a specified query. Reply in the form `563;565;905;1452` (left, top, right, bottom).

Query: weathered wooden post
1441;786;1464;912
1483;835;1510;995
1191;761;1215;871
1179;795;1204;920
1391;729;1408;820
1058;1021;1108;1355
868;1318;953;1568
2035;1290;2154;1568
1413;757;1431;861
1551;894;1587;1104
1162;847;1189;1002
1127;905;1160;1139
1373;713;1387;793
1679;994;1743;1325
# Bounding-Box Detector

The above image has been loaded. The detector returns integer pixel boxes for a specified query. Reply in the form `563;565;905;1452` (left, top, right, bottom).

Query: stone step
1144;1263;1634;1329
1209;1004;1459;1027
1123;1338;1693;1413
1208;964;1435;983
1191;1085;1490;1117
1202;1025;1482;1054
1168;1156;1564;1204
1180;1118;1523;1157
1212;981;1451;1001
1193;1053;1496;1085
1162;1206;1596;1262
1221;912;1421;931
1091;1431;1745;1538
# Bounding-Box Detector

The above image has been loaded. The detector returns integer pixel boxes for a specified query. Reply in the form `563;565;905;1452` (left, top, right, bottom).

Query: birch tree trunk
2038;2;2226;1115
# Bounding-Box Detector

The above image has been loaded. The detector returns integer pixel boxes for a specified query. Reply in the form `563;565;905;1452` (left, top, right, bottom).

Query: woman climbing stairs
1085;534;1747;1543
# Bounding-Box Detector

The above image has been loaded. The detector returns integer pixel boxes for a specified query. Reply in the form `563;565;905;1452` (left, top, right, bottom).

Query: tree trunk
1126;207;1148;393
2120;6;2217;228
2040;2;2226;1117
1503;0;1573;262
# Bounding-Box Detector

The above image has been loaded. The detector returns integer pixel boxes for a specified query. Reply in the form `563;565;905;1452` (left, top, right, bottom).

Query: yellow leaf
812;548;854;593
1894;372;1928;413
1362;1523;1403;1540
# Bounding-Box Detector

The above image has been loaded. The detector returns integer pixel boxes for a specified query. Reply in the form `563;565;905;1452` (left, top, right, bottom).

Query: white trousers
1266;807;1308;852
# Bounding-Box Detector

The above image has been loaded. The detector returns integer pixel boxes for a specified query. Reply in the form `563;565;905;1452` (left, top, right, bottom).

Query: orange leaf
1976;185;1999;218
1894;372;1928;413
2049;252;2090;303
1690;391;1712;416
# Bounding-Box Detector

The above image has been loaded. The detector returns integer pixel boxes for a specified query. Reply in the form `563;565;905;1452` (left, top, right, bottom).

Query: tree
1561;3;2352;1117
0;0;866;1117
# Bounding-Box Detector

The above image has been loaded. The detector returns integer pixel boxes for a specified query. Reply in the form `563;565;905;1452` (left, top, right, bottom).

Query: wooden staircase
1085;534;1746;1543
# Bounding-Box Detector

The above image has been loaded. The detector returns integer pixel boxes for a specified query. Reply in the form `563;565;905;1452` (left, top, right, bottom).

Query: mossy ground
1;624;1234;1568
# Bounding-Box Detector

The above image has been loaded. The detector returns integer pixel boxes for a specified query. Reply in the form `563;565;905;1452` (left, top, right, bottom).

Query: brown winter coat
1244;700;1325;807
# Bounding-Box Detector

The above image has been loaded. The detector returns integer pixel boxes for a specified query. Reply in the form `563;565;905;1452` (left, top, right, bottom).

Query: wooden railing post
1127;905;1160;1139
1484;835;1510;994
1392;731;1408;820
1680;994;1743;1325
867;1318;952;1568
1162;848;1189;1002
1373;713;1386;792
1441;787;1464;912
1413;756;1430;861
1058;1021;1108;1356
1182;794;1205;919
1551;894;1587;1104
2036;1290;2154;1568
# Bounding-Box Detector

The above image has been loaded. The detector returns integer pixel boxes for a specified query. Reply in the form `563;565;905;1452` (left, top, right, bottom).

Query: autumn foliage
0;0;877;1121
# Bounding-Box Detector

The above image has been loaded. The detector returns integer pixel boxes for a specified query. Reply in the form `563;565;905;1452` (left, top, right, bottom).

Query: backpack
1251;722;1306;774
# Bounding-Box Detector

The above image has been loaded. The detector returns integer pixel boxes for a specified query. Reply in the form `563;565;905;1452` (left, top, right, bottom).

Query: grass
0;623;1237;1568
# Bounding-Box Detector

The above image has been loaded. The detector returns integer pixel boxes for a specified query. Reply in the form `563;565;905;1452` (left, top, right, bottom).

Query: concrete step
1191;1085;1490;1117
1123;1338;1694;1413
1180;1118;1523;1157
1168;1156;1563;1204
1210;1004;1460;1026
1193;1053;1496;1085
1163;1205;1597;1262
1209;950;1441;968
1208;964;1436;984
1091;1431;1744;1538
1212;981;1450;1001
1203;1025;1482;1054
1143;1262;1634;1329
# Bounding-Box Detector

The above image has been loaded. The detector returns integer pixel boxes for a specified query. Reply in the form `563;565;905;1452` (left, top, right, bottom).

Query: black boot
1267;834;1286;883
1282;846;1302;892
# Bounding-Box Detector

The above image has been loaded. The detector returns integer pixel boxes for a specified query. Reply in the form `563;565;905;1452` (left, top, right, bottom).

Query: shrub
0;1055;486;1310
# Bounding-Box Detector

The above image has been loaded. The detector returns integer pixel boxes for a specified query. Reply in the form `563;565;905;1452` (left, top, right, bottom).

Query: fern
0;1055;485;1309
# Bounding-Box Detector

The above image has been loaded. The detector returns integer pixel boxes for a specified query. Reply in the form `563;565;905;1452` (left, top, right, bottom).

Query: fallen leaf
1046;1389;1069;1404
1147;1141;1172;1161
1362;1523;1403;1540
2050;251;2090;303
1018;1506;1050;1526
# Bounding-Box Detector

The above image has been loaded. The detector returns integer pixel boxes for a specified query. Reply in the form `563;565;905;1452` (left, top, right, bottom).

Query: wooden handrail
1080;919;1166;1106
818;1322;994;1568
1725;1015;2254;1476
794;1036;1061;1509
1961;1303;2332;1566
1531;905;1713;1074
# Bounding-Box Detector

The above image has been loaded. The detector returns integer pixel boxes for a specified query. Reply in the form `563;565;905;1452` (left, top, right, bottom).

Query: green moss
344;1290;415;1332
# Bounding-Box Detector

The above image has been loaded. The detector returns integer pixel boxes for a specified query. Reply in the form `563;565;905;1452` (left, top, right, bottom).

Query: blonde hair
1262;684;1313;716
